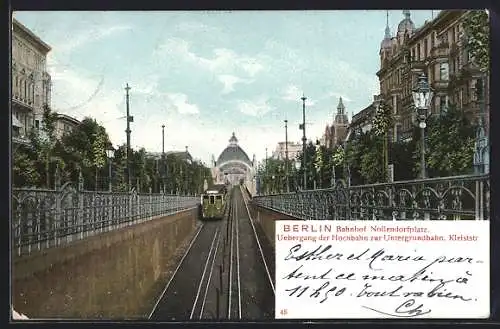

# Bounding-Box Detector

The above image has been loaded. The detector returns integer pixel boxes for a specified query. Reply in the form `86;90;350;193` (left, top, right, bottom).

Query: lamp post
300;94;307;190
412;73;434;179
294;160;301;191
106;146;115;192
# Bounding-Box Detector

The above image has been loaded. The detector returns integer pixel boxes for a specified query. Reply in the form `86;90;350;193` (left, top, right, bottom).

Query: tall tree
372;98;393;182
91;126;108;190
39;104;59;188
463;10;490;73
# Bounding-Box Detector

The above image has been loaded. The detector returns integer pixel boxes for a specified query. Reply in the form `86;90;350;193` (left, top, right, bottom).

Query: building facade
212;133;255;190
321;97;350;149
11;18;52;144
346;96;378;143
54;113;80;139
377;10;489;142
271;141;302;161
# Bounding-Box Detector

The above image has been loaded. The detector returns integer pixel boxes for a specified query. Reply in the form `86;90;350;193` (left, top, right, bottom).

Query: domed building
211;132;256;192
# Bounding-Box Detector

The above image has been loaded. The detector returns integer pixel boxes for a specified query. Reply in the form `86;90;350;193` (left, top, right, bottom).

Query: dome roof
216;133;252;167
398;10;415;33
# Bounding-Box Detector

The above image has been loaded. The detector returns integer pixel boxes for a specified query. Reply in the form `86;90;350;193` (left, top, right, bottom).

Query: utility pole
125;83;132;191
301;94;307;190
265;147;268;195
161;124;165;193
284;119;289;193
162;124;165;155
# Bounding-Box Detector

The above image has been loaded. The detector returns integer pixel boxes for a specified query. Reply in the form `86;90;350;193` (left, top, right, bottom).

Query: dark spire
385;10;391;38
337;97;345;115
334;97;349;125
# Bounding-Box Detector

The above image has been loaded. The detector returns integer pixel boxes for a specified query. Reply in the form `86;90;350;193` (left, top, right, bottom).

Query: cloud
281;85;316;106
237;97;275;117
217;74;252;94
165;93;200;114
328;92;352;103
57;25;132;54
175;21;218;34
155;38;266;78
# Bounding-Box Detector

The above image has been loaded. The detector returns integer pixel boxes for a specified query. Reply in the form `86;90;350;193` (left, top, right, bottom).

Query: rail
251;174;490;221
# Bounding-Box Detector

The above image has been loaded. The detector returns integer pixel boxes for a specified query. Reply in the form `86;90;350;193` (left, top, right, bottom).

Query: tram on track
199;184;228;220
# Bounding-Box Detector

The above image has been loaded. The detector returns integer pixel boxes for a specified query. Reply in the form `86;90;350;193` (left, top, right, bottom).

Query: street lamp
106;146;115;192
284;119;290;193
412;73;434;179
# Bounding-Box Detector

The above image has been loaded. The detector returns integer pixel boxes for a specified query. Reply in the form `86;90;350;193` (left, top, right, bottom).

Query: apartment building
11;18;52;144
377;10;488;142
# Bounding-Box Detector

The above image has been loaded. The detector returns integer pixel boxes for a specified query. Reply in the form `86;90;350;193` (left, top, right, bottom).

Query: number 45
280;309;288;316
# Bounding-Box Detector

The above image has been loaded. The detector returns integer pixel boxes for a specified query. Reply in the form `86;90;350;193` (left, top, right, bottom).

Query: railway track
148;186;274;321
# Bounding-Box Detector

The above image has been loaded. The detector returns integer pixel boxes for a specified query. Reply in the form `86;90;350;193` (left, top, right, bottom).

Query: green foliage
12;112;212;193
463;10;490;73
390;137;417;181
12;147;40;187
372;100;393;136
414;105;476;177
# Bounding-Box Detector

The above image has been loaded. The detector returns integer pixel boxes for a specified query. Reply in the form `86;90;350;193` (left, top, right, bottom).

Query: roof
205;184;227;194
352;103;375;125
397;11;415;33
12;18;52;54
216;133;252;167
55;113;80;126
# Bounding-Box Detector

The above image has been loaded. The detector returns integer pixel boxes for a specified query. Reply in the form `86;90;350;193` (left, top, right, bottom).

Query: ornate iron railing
252;174;490;221
12;183;200;257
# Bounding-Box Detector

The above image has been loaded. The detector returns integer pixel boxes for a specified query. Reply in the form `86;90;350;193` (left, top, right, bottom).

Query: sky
13;10;437;166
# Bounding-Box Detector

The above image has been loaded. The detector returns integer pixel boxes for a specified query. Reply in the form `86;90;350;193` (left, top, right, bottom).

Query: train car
200;184;227;220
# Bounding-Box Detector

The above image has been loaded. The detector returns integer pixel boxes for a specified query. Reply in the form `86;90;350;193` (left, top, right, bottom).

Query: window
416;44;421;61
439;97;448;114
209;196;215;204
35;120;39;129
439;62;449;81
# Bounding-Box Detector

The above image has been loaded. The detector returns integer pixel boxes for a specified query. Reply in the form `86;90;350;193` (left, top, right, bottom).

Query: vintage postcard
10;9;490;321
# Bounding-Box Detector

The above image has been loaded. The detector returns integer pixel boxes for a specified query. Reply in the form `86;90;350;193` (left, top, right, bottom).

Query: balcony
12;97;34;112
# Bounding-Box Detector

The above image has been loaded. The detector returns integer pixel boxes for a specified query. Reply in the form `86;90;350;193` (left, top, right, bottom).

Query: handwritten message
275;221;489;319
